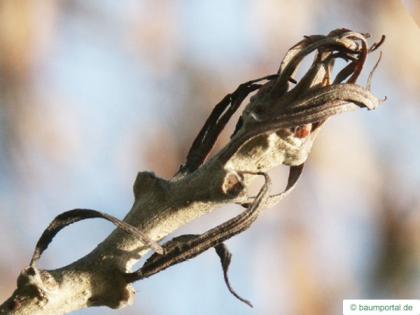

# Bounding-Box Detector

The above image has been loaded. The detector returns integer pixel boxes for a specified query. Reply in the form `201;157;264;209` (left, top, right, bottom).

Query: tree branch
0;28;385;315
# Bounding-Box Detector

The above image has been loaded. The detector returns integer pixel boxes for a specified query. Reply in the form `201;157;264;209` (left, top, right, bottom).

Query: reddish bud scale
294;124;312;138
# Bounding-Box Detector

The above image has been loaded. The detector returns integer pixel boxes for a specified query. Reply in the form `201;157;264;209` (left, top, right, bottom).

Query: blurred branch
0;29;384;314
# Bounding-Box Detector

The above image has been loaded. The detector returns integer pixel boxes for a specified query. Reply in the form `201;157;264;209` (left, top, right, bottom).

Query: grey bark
0;29;384;315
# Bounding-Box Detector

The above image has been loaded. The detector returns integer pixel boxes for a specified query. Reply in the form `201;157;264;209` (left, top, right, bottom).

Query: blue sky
1;1;419;315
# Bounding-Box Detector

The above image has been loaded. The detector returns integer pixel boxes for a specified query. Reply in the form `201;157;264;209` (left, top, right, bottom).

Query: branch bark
0;29;385;315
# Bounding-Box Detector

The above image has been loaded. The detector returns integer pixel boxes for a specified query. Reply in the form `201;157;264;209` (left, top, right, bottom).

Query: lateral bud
222;171;245;197
133;171;170;200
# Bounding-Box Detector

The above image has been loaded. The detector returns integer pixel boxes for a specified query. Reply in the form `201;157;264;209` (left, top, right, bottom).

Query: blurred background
0;0;419;314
